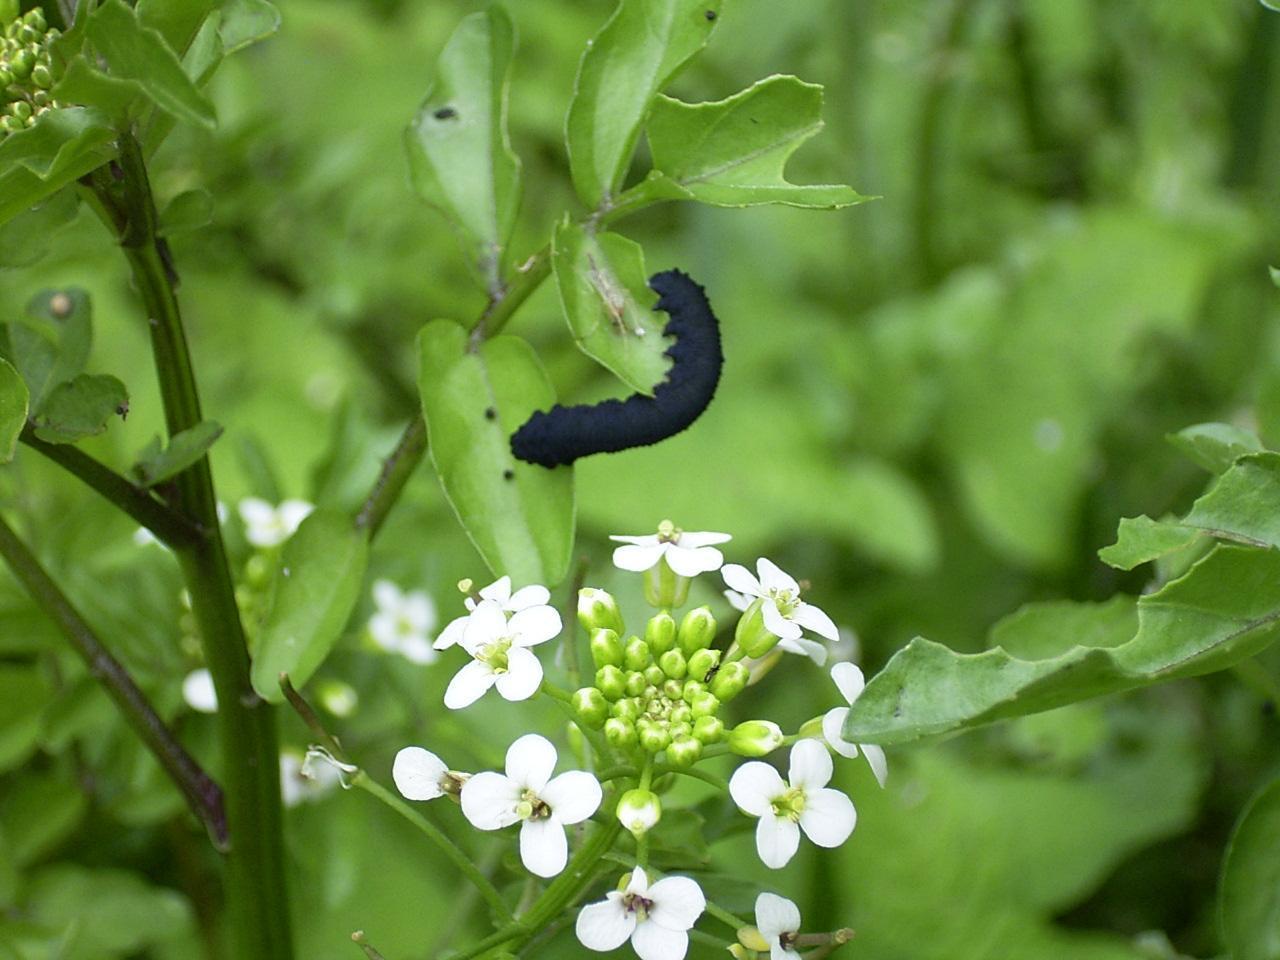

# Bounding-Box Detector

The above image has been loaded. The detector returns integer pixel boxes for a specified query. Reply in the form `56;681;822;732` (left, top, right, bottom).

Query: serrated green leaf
30;374;129;444
1183;452;1280;548
1220;775;1280;960
0;108;114;228
1098;515;1202;570
218;0;281;54
86;0;216;129
642;75;868;208
52;55;146;121
845;545;1280;745
988;596;1138;661
131;420;223;486
566;0;721;209
0;358;26;465
0;324;56;410
552;219;667;394
405;6;520;292
418;320;574;585
1168;421;1264;473
158;188;213;236
250;509;369;703
27;288;93;391
135;0;219;55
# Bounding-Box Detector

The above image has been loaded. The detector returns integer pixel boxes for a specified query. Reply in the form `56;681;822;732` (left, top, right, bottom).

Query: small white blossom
434;575;553;650
755;892;802;960
820;662;887;787
729;739;856;869
729;586;829;666
239;498;314;548
460;734;601;877
280;749;341;808
722;558;838;648
369;579;438;664
610;521;730;577
393;747;452;801
181;669;218;713
576;866;705;960
443;600;561;709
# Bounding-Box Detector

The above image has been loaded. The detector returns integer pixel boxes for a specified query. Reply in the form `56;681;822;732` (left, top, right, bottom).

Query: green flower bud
669;704;692;726
662;678;683;700
734;597;779;659
623;636;652;671
588;628;623;669
0;67;13;87
727;720;784;757
638;724;671;754
9;98;29;120
578;587;624;636
687;647;720;682
643;664;665;687
29;63;49;88
681;680;706;702
667;735;703;767
671;721;692;740
644;555;690;609
693;715;724;744
643;684;659;700
10;48;31;79
316;679;359;718
604;717;637;750
644;611;676;656
710;661;750;702
595;665;626;701
677;606;716;656
611;697;640;722
22;9;44;31
658;648;687;681
624;671;647;698
572;687;609;729
615;788;662;837
689;691;720;719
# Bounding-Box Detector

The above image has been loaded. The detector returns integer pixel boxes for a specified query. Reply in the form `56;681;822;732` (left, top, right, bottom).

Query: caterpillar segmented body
510;269;723;468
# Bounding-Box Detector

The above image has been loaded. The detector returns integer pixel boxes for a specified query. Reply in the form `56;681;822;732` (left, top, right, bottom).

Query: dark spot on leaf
704;9;716;20
750;117;759;124
502;469;515;481
433;106;457;120
484;407;497;421
116;403;129;419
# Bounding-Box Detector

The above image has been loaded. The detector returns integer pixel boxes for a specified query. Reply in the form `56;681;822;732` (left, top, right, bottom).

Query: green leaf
52;55;147;121
565;0;721;209
0;772;87;868
1220;775;1280;960
0;358;26;465
0;107;115;227
135;0;219;55
642;75;868;208
405;6;521;291
30;374;129;444
417;320;574;585
250;509;369;703
24;865;193;954
552;219;668;394
988;596;1138;661
1183;452;1280;549
0;664;50;772
845;545;1280;745
0;187;79;268
218;0;282;54
1098;515;1202;571
27;287;93;391
1263;0;1280;12
158;188;214;236
1168;421;1264;474
86;0;217;129
131;420;223;486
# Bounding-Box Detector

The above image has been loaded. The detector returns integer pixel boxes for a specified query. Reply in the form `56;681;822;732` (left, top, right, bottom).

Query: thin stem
0;512;227;846
354;414;428;538
19;426;202;547
511;820;623;940
350;931;389;960
562;557;589;690
443;923;527;960
88;133;293;960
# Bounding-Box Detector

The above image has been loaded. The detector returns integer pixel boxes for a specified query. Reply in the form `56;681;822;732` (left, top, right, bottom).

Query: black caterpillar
510;269;723;468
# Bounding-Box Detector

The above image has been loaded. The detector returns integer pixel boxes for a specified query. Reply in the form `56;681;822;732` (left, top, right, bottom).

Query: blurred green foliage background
3;1;1280;958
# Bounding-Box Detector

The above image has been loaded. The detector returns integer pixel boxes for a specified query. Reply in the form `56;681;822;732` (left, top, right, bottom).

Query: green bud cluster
0;8;62;136
572;606;742;765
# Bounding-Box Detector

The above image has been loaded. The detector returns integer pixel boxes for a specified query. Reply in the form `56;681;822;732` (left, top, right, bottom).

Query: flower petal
822;707;859;760
631;922;689;960
756;557;799;594
625;865;650;896
755;814;800;869
494;647;544;702
403;593;436;632
434;614;469;650
729;762;786;816
612;543;666;572
798;788;856;848
860;743;889;787
372;579;402;613
505;734;556;792
791;601;839;642
542;771;602;824
761;600;802;641
182;669;218;713
754;892;801;941
676;531;732;549
443;660;497;710
508;606;562;647
721;563;762;597
777;635;828;665
576;896;636;952
398;634;439;665
664;544;723;577
508;584;551;611
237;497;274;528
788;739;833;791
392;747;448;801
649;876;706;931
723;589;752;613
367;612;400;651
460;771;521;829
520;817;568;878
830;662;866;705
608;533;660;546
478;575;513;606
278;500;314;535
462;601;508;653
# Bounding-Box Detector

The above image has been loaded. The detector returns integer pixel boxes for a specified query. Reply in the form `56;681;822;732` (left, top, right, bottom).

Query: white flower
576;866;705;960
721;558;838;647
239;498;314;548
393;746;451;801
434;575;553;650
728;739;856;869
610;521;730;577
460;734;601;877
280;749;341;808
182;668;218;713
369;579;438;664
443;599;561;709
820;662;888;787
729;586;828;667
754;892;802;960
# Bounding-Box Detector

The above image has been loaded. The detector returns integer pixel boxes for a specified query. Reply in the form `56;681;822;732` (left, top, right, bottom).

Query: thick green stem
511;820;623;940
354;414;428;538
0;512;226;845
88;134;293;960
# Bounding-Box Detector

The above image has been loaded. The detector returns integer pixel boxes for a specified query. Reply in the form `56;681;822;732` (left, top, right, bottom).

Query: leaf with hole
30;374;129;444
